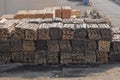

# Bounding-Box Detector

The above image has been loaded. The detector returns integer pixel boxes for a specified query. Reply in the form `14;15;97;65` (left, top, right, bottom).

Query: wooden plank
62;24;75;40
35;40;48;51
74;24;87;40
59;40;72;52
46;52;59;64
71;10;81;18
0;14;15;19
87;24;101;40
98;24;112;40
49;23;63;40
23;52;35;63
23;40;36;51
44;8;55;19
47;40;59;52
14;10;28;19
35;51;47;64
24;23;39;40
12;52;24;63
37;23;50;40
85;40;97;50
96;51;108;64
54;7;62;18
0;52;11;64
109;52;120;62
61;6;71;18
98;40;111;52
85;51;96;64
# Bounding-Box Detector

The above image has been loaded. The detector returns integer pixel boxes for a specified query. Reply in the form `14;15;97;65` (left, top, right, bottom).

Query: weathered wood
61;6;71;18
96;51;108;63
111;27;120;34
87;24;101;40
62;24;75;40
23;40;36;51
35;40;48;51
74;24;87;40
0;40;10;52
72;51;85;64
71;40;85;51
109;52;120;62
98;24;112;40
85;51;96;64
37;23;50;40
59;40;72;52
46;52;59;64
98;40;111;52
85;18;107;24
14;10;28;19
0;52;11;64
60;52;72;64
73;18;84;24
24;23;39;40
34;10;46;19
35;51;47;64
54;7;62;18
49;23;63;40
63;18;74;24
47;40;59;52
12;52;24;63
0;20;15;40
71;10;81;18
9;37;23;52
41;18;53;23
44;8;55;19
85;40;97;50
23;52;35;63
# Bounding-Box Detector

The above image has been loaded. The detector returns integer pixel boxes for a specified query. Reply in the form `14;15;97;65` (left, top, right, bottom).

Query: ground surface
0;0;120;80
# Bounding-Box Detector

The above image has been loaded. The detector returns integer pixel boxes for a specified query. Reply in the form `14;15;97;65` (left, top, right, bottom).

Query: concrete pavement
58;0;120;27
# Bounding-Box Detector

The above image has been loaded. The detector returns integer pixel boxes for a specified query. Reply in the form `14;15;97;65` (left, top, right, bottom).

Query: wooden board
44;8;55;19
47;40;59;52
62;24;75;40
12;52;24;63
0;52;11;64
74;24;87;40
98;40;111;52
54;7;62;18
71;10;81;18
85;40;97;50
37;23;50;40
35;51;47;64
87;24;101;40
59;40;72;52
24;23;39;40
49;23;63;40
96;51;108;64
23;40;36;51
23;52;35;63
61;6;71;18
14;10;28;19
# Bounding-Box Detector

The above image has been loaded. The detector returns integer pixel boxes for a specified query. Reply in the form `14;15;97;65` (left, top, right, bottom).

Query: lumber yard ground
0;0;120;80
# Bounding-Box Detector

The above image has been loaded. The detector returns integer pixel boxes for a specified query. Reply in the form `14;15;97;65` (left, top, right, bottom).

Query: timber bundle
0;6;119;65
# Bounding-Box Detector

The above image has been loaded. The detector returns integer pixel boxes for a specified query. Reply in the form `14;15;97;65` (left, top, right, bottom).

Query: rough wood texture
37;23;50;40
74;24;87;40
26;10;36;18
49;23;63;40
62;24;75;40
47;40;59;52
72;51;85;63
85;40;97;50
44;8;55;19
98;24;112;40
54;7;62;18
34;10;46;19
14;10;28;19
35;40;48;51
0;20;15;40
0;52;11;64
24;23;39;40
87;24;101;40
63;18;74;24
111;27;120;34
9;37;23;52
23;52;35;63
73;18;84;24
71;10;81;18
41;18;53;23
96;51;108;63
46;52;59;64
0;40;10;52
85;18;107;24
35;51;47;64
60;52;72;64
109;52;120;62
61;6;71;18
98;40;111;52
85;51;96;64
71;40;85;51
59;40;72;52
23;40;36;51
12;52;24;63
14;22;27;39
